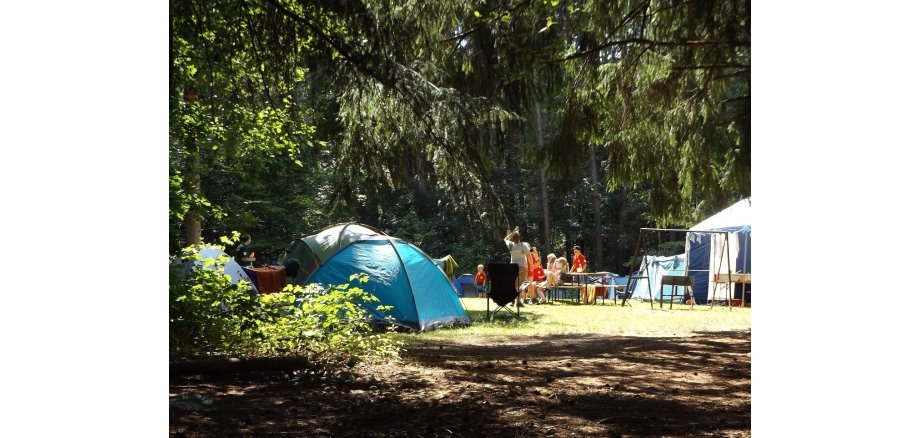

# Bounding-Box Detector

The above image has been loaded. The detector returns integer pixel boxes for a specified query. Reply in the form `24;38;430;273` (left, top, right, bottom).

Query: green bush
169;245;261;359
169;239;401;365
251;279;401;365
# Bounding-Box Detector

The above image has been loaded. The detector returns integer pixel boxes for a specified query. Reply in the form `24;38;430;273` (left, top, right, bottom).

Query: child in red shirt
528;247;547;304
571;245;587;273
474;264;487;297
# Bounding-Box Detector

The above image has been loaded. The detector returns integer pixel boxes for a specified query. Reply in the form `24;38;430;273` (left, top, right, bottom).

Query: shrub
169;238;401;366
169;245;262;359
251;278;401;365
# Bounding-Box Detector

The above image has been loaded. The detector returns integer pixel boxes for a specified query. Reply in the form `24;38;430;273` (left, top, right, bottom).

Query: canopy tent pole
741;231;750;307
684;233;694;306
710;231;730;309
726;230;732;310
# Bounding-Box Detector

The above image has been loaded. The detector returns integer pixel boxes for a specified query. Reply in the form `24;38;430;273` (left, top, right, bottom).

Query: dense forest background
169;0;750;275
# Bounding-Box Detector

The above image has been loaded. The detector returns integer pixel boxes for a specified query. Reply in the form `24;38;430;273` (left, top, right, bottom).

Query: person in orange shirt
571;245;587;273
571;245;591;303
526;247;546;304
474;264;487;297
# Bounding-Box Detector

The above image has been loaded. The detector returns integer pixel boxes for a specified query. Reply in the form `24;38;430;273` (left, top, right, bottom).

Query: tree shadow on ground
171;331;750;437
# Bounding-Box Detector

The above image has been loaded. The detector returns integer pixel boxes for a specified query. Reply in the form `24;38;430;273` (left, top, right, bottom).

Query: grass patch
398;297;751;343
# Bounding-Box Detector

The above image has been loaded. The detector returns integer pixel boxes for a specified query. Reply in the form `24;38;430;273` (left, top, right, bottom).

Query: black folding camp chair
486;263;521;321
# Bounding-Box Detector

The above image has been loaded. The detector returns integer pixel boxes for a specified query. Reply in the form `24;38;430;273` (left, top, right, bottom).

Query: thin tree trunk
184;154;202;246
615;186;627;273
539;168;550;248
533;101;551;249
588;144;602;270
183;213;201;246
413;152;433;218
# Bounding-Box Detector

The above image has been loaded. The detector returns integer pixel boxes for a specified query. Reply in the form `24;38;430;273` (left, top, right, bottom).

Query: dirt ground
170;331;750;437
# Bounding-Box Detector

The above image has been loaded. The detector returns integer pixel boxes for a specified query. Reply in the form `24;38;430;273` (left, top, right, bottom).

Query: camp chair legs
486;294;520;321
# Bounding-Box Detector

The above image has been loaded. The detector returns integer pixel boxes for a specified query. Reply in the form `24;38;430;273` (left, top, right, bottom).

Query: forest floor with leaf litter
171;330;750;437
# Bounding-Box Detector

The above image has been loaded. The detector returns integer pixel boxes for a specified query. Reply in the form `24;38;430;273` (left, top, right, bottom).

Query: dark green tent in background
279;223;385;285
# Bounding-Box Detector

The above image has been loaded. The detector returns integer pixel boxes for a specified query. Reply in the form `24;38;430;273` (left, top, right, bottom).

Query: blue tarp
626;254;688;301
307;237;470;332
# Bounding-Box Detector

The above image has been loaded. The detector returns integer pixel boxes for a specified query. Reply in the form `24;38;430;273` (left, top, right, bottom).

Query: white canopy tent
687;198;752;304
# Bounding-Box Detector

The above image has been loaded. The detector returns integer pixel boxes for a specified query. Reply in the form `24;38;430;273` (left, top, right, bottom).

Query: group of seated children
473;245;587;305
510;246;574;305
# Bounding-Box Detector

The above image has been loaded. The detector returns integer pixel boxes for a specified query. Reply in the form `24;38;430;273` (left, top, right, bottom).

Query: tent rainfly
279;223;385;285
306;236;470;332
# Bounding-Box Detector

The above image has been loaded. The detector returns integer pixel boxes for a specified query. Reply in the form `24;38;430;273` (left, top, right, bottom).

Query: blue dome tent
305;236;470;332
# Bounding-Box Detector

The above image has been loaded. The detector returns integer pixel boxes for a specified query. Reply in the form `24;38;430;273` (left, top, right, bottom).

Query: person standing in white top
504;226;531;307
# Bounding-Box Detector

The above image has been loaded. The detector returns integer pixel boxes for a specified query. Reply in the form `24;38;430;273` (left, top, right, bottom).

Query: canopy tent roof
690;198;751;232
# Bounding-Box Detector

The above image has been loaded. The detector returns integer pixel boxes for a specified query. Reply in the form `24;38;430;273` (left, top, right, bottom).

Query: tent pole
711;232;727;309
684;233;694;307
647;230;655;309
741;231;749;307
726;231;733;311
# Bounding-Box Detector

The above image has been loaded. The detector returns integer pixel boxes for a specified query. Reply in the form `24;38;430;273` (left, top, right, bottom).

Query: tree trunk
588;144;603;270
413;152;434;219
533;101;551;249
615;187;628;273
184;154;202;246
539;168;550;248
183;212;202;246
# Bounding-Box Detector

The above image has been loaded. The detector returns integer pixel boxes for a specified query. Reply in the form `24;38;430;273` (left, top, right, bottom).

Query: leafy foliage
169;244;262;359
168;0;750;273
169;239;401;364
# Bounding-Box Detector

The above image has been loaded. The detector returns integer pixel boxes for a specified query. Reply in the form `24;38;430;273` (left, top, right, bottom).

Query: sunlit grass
397;297;751;344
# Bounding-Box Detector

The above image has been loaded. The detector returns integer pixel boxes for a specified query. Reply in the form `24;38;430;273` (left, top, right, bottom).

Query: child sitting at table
525;246;545;304
534;256;568;302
